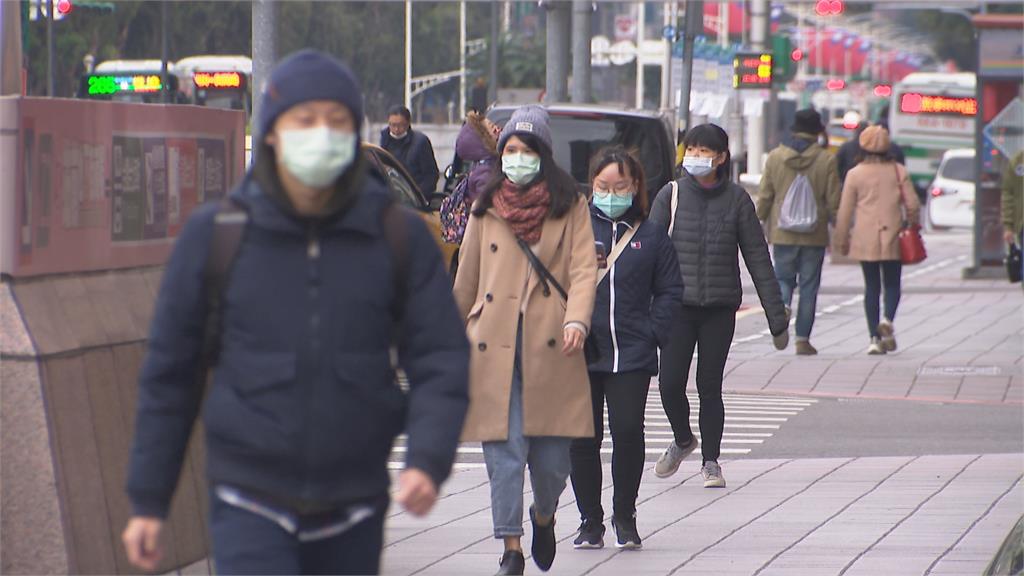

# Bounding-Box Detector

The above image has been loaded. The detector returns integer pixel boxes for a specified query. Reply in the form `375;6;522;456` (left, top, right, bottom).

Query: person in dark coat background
381;105;441;196
569;147;683;552
650;124;790;490
122;50;469;575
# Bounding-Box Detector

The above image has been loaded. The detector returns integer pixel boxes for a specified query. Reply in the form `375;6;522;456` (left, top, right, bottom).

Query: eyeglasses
593;185;635;197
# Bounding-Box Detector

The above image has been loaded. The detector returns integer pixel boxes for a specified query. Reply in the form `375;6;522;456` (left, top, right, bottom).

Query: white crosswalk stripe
388;389;816;469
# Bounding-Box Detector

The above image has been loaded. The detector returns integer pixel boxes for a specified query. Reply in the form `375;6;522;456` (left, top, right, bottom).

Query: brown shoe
795;340;818;356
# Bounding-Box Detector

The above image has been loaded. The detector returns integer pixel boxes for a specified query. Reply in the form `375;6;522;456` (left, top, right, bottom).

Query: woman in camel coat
452;105;597;576
834;125;920;356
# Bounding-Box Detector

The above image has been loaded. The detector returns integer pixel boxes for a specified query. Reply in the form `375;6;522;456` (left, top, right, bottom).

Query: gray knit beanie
498;105;553;153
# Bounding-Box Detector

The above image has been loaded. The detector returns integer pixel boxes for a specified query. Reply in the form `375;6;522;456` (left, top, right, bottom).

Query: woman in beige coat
834;125;920;355
453;105;597;576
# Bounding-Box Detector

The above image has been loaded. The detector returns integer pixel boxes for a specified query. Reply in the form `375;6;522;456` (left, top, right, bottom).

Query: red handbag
895;165;927;265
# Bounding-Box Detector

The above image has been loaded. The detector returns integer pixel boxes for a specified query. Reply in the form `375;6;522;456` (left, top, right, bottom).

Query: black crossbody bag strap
515;238;568;302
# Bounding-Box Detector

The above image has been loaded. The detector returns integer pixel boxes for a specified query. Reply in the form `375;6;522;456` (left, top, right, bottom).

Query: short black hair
682;123;732;181
387;105;411;122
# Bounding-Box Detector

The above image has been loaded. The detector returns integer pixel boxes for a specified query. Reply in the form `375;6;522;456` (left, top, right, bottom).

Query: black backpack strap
201;196;248;370
381;200;410;325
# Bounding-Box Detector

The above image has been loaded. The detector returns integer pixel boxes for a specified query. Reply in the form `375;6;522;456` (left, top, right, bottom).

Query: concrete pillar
252;0;278;140
571;1;592;104
545;1;571;104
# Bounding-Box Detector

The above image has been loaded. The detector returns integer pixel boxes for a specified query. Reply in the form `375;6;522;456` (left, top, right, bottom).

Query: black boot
494;550;525;576
530;505;557;571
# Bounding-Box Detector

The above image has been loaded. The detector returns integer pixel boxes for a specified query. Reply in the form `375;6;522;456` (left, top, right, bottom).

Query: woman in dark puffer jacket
648;124;790;489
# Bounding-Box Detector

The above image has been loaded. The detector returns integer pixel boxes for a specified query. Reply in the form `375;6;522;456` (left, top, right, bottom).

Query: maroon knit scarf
493;179;551;245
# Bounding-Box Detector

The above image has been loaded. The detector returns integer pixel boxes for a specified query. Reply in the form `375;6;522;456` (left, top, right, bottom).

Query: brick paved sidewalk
730;232;1022;405
381;454;1022;576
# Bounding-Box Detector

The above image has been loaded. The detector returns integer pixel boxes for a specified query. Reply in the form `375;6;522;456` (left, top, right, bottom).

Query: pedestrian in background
834;125;920;355
454;111;501;203
122;50;470;575
381;104;440;196
569;147;683;551
758;108;841;356
836;115;907;186
1002;149;1023;247
650;124;790;490
453;105;597;576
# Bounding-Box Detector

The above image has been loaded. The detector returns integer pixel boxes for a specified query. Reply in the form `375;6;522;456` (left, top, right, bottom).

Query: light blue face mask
682;155;715;178
502;152;542;185
593;191;635;220
278;126;356;188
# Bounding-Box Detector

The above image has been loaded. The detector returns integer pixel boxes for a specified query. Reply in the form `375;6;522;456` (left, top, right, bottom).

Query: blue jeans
482;319;572;538
773;245;826;339
861;261;902;338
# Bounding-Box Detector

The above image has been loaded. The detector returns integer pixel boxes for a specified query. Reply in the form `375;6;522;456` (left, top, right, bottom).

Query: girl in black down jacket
648;124;790;490
569;147;683;551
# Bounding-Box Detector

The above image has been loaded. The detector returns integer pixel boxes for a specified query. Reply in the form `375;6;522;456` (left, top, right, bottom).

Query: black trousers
570;370;651;522
861;260;902;338
658;306;736;464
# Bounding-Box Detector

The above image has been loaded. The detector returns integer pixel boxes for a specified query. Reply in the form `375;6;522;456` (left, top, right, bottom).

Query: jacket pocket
206;350;297;455
226;350;297;395
334;351;406;437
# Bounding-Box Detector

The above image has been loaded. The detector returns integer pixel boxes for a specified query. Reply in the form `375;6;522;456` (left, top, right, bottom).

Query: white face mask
390;130;409;140
682;155;715;178
278;126;356;188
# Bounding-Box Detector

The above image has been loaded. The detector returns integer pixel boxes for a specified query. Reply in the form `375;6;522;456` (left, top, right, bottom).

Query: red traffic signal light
56;0;73;15
827;78;846;91
815;0;844;16
874;84;893;97
791;48;804;62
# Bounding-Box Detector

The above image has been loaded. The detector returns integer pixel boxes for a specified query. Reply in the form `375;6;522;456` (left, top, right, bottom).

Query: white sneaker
701;461;726;488
878;319;897;352
867;337;886;355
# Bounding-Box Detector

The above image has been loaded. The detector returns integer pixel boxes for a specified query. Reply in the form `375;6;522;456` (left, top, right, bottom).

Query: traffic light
56;0;72;16
874;84;893;98
771;35;797;83
815;0;844;16
791;48;804;62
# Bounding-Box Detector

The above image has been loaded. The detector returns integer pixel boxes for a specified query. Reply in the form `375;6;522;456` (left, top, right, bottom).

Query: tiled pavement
382;454;1022;576
730;231;1022;405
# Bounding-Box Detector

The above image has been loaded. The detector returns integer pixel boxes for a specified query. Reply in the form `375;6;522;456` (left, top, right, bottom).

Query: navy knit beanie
258;49;364;138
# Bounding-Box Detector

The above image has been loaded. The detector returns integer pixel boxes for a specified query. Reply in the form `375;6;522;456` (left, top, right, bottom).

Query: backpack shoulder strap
202;196;248;369
381;200;410;323
668;179;680;236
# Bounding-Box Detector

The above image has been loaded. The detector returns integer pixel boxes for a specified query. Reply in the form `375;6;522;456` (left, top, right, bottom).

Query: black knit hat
258;50;364;138
792;108;825;135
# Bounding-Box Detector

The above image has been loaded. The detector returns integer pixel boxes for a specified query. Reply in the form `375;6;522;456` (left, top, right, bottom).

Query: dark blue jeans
773;245;826;339
861;260;902;339
210;493;387;575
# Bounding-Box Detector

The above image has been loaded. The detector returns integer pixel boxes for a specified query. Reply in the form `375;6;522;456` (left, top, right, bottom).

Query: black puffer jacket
650;173;788;336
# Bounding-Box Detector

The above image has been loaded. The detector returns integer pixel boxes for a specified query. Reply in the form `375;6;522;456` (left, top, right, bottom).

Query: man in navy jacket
122;50;469;575
381;105;440;196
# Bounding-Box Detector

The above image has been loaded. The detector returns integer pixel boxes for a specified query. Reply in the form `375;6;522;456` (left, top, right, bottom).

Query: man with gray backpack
757;109;840;356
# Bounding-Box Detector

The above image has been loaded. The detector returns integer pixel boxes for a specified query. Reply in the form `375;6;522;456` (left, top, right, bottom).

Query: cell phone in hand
595;241;608;269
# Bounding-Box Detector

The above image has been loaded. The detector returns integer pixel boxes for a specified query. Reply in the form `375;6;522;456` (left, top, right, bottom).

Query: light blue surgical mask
593;191;635;220
502;152;542;185
278;126;356;188
682;155;715;178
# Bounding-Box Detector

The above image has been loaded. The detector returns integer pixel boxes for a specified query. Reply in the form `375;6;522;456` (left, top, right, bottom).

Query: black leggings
570;370;650;521
861;261;902;338
658;306;736;464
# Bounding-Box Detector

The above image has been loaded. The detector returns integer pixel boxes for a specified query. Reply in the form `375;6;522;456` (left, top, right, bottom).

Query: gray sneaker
654;436;698;478
702;461;726;488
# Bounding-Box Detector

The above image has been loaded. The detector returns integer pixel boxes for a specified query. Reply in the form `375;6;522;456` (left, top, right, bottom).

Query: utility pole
545;1;570;103
677;0;703;134
571;0;592;103
459;1;466;115
405;0;412;109
252;0;278;140
488;1;499;105
659;1;675;111
746;0;768;175
46;0;54;96
160;1;169;103
635;1;645;109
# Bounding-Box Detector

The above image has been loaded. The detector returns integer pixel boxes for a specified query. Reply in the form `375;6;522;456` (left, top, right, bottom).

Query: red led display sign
733;52;773;89
899;93;977;116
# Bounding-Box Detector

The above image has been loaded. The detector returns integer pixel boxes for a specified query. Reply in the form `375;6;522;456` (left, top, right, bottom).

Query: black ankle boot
530;505;557;571
495;549;525;575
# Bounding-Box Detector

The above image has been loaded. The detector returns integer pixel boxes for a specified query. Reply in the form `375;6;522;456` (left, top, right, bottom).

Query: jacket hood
456;113;498;163
780;133;824;171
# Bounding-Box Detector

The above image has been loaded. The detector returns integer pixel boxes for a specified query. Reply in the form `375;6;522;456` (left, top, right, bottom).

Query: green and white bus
888;72;977;196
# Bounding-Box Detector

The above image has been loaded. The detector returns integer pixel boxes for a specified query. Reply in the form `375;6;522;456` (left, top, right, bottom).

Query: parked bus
78;59;182;103
888;72;977;195
174;55;252;118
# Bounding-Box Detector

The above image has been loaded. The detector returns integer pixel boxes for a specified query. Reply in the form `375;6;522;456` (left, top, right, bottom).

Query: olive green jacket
1002;150;1024;235
757;134;841;247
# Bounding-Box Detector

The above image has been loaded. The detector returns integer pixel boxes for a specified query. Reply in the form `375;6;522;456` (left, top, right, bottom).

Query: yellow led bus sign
734;52;773;89
194;71;243;89
87;74;162;96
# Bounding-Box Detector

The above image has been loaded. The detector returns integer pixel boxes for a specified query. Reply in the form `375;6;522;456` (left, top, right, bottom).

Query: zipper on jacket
609;223;621;372
301;225;321;500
